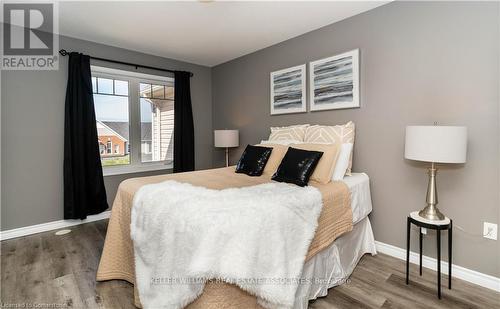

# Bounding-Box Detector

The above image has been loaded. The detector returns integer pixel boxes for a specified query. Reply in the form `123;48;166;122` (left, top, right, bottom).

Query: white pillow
260;139;301;146
332;143;353;181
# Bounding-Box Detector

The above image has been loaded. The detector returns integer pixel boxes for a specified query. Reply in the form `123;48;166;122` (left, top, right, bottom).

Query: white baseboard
375;240;500;292
0;211;111;241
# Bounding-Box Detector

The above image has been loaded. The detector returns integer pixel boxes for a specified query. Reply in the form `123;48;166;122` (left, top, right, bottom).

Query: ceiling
59;1;389;67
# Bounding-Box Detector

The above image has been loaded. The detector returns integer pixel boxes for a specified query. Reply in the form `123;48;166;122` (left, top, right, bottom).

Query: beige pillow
269;124;309;142
255;143;289;177
304;121;355;175
290;143;341;184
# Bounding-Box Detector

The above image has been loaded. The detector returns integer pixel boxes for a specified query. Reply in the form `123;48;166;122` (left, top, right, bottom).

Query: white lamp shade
405;126;467;163
214;130;239;148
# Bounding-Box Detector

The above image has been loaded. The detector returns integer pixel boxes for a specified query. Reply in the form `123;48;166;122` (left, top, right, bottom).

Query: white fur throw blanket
130;180;323;309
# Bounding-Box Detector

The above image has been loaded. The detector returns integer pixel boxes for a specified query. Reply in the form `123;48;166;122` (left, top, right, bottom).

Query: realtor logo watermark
1;1;59;70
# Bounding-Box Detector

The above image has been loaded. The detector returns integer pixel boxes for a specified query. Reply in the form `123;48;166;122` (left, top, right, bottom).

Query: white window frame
91;65;174;176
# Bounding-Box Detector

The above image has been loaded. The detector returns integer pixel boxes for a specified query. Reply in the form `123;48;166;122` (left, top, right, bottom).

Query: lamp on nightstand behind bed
404;125;467;221
214;129;239;167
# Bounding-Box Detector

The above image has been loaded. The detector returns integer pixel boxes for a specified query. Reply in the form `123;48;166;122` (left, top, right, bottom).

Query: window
106;140;112;154
140;83;174;162
93;76;129;166
92;66;174;175
141;141;152;155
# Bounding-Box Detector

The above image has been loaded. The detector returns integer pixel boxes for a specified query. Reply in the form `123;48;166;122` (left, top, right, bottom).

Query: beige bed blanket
96;167;353;308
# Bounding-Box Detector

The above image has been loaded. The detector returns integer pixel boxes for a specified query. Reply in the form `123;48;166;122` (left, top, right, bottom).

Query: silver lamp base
418;162;446;221
418;205;445;221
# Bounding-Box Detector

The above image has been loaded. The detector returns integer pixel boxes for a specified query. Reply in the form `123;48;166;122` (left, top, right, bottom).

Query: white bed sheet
289;173;376;309
343;172;373;224
293;217;376;308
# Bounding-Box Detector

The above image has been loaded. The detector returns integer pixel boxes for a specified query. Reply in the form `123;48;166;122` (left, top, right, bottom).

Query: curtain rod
58;49;194;77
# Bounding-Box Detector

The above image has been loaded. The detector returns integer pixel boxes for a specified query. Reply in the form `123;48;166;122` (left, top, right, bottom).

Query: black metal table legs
406;217;410;285
448;220;452;290
419;227;423;276
406;216;452;299
437;226;441;298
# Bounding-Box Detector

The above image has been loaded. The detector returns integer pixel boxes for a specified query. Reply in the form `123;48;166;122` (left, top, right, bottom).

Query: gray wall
212;2;499;277
1;35;213;231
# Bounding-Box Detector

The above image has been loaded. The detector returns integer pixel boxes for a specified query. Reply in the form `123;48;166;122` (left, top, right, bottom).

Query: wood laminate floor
1;220;499;308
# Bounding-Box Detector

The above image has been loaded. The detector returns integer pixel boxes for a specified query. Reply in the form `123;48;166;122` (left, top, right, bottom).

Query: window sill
103;163;173;177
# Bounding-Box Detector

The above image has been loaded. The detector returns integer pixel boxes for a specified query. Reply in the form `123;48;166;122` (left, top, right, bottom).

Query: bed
96;167;376;308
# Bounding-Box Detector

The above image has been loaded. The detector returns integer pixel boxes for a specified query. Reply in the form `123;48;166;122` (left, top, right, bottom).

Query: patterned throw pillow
260;139;299;146
268;124;309;142
304;121;355;175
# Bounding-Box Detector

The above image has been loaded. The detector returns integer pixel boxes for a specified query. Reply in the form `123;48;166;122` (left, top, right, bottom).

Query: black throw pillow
271;147;323;187
235;145;273;176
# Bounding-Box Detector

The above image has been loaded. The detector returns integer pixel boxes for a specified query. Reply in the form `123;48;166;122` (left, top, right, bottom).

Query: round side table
406;211;452;299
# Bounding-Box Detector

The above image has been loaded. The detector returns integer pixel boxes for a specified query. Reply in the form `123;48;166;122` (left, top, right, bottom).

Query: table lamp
404;125;467;221
214;129;239;167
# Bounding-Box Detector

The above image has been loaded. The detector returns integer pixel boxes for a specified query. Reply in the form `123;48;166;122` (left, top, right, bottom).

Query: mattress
343;172;373;224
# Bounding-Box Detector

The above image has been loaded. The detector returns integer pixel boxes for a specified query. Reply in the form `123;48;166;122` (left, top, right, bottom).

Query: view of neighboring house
96;121;129;157
96;120;153;162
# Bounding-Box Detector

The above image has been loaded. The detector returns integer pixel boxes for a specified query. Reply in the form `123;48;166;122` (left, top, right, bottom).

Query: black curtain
64;52;108;219
173;71;195;172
